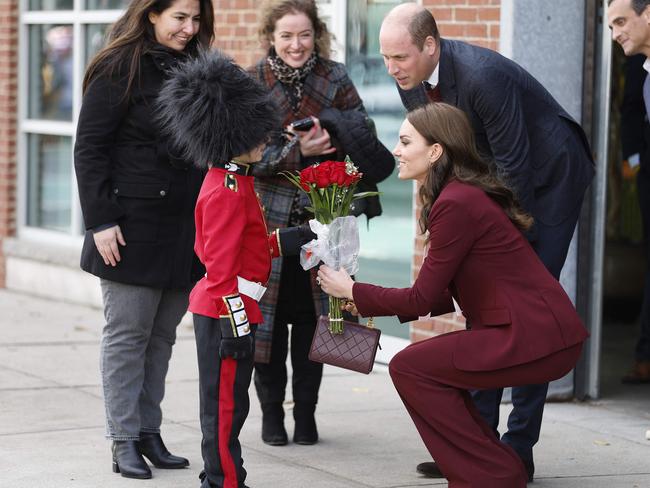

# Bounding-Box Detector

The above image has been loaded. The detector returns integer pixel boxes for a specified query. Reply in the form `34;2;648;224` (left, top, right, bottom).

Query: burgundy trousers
389;330;582;488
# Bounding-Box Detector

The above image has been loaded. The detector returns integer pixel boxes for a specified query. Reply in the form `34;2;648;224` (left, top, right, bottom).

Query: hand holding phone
291;117;315;132
291;117;335;157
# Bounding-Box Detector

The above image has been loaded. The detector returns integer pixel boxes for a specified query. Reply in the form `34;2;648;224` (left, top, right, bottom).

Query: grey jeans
100;279;190;440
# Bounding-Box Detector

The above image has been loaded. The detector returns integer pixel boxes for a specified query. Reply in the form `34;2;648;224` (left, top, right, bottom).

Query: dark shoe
293;402;318;445
621;361;650;383
112;441;152;479
261;403;288;446
416;458;534;483
416;461;444;478
136;432;189;469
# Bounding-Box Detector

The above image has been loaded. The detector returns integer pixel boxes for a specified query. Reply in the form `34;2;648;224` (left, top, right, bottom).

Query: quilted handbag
308;315;381;374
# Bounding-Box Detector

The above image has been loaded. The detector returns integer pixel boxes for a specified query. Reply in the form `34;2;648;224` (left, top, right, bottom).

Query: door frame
574;0;612;400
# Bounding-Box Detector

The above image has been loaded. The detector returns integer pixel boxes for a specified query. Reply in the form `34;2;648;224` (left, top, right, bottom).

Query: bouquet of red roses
283;156;375;334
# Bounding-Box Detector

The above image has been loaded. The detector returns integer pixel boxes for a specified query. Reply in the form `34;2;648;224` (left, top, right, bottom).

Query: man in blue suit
379;3;595;482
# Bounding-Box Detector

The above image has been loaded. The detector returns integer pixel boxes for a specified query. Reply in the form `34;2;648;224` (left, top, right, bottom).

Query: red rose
331;163;348;186
299;165;316;191
313;163;332;188
349;171;362;186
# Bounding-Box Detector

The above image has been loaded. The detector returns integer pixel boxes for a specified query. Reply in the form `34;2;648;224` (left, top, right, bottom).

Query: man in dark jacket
608;0;650;383
378;2;595;482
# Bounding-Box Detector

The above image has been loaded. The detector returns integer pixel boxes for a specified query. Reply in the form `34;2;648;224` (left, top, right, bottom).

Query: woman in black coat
73;0;213;480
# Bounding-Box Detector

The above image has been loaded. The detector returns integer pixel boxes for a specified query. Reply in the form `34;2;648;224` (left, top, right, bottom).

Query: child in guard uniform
156;50;314;488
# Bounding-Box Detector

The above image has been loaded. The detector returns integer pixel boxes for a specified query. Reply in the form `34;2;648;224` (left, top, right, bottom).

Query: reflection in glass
27;134;73;232
86;24;111;66
346;0;411;339
29;25;74;121
28;0;73;10
85;0;129;9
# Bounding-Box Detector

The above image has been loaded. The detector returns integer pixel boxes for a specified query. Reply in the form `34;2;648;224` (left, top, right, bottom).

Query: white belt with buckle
237;276;267;301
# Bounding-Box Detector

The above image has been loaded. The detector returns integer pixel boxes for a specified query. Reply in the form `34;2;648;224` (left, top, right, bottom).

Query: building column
0;0;19;288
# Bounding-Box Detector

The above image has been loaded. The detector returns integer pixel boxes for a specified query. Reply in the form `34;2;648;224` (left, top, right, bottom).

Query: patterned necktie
424;81;442;103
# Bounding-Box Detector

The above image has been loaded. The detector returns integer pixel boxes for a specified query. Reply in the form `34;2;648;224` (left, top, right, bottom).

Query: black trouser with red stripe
194;314;255;488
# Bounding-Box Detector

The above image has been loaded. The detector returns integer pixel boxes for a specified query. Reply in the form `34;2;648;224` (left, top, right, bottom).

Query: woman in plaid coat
248;0;394;447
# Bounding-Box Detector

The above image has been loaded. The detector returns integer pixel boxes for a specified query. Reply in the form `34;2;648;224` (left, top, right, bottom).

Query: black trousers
634;166;650;360
194;314;255;488
254;256;323;405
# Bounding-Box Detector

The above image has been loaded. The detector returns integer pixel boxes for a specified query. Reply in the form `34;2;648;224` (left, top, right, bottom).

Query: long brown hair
407;103;533;238
258;0;332;58
83;0;215;96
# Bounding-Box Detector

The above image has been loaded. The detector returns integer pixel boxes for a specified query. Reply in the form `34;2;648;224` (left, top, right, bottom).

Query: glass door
345;0;412;343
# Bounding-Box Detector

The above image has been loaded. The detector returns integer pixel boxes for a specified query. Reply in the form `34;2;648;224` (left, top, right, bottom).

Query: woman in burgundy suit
317;103;589;488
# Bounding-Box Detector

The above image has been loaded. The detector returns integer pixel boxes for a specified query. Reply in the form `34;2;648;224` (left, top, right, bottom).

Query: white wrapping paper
300;216;360;275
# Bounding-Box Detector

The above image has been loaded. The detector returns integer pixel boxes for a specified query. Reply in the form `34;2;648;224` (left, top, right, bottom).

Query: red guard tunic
189;164;281;325
190;161;283;488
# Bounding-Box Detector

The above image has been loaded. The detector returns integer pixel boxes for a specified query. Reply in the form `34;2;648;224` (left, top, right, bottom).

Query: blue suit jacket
399;39;595;231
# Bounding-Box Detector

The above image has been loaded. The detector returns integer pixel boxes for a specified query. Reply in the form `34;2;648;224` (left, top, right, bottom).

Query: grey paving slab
542;402;650;445
0;365;59;390
533;475;650;487
0;291;104;345
530;420;650;479
0;343;102;387
0;387;103;435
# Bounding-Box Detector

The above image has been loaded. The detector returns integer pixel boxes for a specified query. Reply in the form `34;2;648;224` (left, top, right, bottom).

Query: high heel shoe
112;440;152;479
136;432;189;469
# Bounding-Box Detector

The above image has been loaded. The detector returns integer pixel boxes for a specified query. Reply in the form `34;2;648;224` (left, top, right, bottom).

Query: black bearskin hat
156;49;280;168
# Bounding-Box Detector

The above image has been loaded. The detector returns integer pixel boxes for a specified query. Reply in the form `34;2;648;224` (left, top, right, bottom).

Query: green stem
328;296;343;334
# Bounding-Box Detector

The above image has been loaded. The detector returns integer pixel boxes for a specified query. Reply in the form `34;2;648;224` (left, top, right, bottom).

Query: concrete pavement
1;289;649;488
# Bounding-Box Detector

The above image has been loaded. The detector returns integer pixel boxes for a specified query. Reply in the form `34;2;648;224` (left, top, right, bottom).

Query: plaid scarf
266;49;318;112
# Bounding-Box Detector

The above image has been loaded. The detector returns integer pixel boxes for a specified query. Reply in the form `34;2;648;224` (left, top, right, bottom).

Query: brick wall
0;0;18;288
213;0;265;68
412;0;501;343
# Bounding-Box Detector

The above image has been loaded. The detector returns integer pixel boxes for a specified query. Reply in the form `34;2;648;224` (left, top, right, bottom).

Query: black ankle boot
112;440;152;479
261;403;288;446
136;432;189;469
293;402;318;445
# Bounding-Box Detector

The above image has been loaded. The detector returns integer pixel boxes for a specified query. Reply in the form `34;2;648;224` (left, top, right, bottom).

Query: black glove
219;335;254;360
278;223;317;256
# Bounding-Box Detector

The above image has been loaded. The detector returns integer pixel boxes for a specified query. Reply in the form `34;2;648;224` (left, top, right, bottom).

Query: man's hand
93;225;126;267
219;336;254;360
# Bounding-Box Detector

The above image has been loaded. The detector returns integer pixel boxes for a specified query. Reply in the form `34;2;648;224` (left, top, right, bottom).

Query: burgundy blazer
353;180;589;372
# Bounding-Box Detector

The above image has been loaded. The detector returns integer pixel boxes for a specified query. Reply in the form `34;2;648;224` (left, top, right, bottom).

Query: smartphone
291;117;315;132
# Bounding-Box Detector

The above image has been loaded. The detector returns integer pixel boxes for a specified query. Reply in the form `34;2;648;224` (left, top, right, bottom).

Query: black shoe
416;457;533;482
136;432;189;469
293;402;318;445
112;441;152;479
416;461;444;478
261;403;288;446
